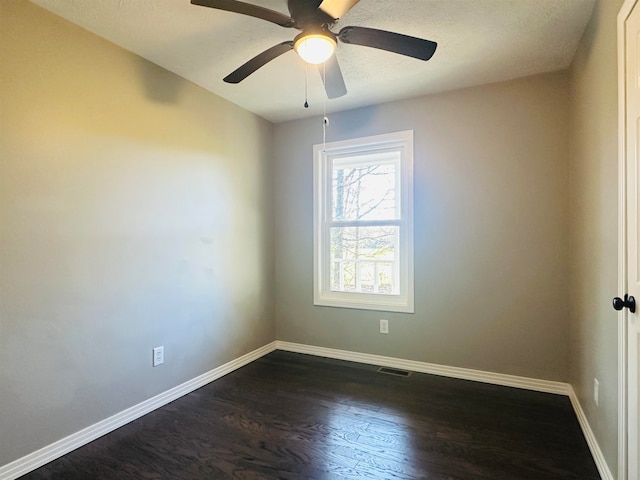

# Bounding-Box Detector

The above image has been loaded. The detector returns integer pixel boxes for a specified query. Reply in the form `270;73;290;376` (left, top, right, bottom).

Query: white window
313;130;414;313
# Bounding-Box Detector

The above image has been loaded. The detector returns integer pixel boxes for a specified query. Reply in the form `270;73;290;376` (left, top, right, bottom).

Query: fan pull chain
304;63;309;108
322;61;328;153
323;115;327;152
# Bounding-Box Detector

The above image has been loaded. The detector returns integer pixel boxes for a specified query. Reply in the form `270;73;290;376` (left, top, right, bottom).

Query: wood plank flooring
19;351;600;479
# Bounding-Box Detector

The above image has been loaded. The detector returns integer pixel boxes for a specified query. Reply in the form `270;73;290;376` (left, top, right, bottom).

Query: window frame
313;130;414;313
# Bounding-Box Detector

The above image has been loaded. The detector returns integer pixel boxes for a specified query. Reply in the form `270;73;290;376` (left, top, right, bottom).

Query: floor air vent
377;367;411;377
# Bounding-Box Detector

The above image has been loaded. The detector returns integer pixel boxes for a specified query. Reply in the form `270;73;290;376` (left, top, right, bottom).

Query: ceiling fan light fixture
294;33;337;64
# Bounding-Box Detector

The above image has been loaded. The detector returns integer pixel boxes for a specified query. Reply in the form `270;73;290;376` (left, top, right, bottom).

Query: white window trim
313;130;414;313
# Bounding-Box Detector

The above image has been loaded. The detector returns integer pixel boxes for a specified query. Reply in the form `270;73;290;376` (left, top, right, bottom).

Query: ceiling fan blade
338;26;437;61
224;41;294;83
318;54;347;99
317;0;360;20
191;0;295;28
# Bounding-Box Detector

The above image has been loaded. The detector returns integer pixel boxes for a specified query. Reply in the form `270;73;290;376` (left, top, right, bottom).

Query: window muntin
314;131;414;313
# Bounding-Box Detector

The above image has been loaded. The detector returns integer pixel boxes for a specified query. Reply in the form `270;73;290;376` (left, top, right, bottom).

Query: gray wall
569;0;624;475
0;1;274;466
274;72;572;382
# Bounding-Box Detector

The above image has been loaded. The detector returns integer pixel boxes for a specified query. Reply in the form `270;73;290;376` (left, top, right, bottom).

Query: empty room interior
0;0;635;479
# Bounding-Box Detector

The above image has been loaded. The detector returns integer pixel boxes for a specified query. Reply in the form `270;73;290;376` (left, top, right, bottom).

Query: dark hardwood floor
19;351;600;479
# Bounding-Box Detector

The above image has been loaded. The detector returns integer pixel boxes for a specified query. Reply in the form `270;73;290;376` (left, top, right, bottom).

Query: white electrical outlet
153;346;164;367
380;319;389;334
594;378;599;406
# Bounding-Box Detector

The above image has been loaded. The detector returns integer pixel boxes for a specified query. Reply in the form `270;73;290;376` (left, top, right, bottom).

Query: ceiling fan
191;0;438;99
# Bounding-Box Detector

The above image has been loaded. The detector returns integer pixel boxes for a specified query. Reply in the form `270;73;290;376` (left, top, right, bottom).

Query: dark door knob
613;294;636;313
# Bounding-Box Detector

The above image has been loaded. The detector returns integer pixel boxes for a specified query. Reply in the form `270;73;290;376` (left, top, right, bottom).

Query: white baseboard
568;388;615;480
275;340;613;480
1;340;614;480
276;341;571;394
0;341;278;480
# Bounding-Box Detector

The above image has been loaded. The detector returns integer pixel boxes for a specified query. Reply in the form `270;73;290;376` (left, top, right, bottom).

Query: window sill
314;292;414;313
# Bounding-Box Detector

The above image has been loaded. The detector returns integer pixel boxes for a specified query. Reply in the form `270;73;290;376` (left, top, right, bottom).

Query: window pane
332;153;399;221
330;226;399;295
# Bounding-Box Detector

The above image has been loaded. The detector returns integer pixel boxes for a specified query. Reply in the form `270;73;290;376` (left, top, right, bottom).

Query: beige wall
274;72;572;382
0;1;274;465
569;0;624;475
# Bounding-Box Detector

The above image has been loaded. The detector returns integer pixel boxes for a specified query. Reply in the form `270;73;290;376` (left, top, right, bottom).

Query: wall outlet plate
153;346;164;367
593;378;599;406
380;319;389;334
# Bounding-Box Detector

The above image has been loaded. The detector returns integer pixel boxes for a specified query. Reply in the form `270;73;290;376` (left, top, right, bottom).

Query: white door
623;0;640;477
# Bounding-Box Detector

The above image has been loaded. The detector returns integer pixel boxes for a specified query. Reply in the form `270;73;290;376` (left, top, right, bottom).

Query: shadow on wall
135;58;186;104
131;23;239;105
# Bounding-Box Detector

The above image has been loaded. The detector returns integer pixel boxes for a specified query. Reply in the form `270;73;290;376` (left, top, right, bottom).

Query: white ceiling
31;0;596;123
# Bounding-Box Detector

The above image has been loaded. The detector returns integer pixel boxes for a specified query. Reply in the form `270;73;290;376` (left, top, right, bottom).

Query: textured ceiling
31;0;596;123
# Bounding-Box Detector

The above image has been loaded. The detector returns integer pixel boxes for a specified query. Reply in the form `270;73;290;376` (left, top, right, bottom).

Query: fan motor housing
288;0;335;29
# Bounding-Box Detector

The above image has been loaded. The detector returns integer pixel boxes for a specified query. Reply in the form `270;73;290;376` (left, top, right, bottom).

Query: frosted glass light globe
294;34;336;64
